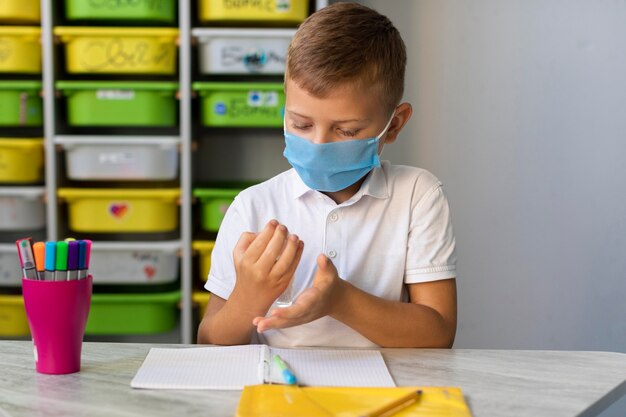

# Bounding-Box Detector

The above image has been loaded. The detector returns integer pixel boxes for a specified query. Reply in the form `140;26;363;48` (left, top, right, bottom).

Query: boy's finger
255;315;304;333
278;240;304;282
233;232;257;263
257;224;290;268
243;220;279;262
270;234;301;276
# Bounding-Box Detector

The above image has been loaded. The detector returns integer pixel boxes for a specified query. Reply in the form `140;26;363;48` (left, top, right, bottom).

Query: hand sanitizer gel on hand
274;277;295;308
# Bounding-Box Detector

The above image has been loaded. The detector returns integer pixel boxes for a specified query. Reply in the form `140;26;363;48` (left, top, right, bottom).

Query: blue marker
273;355;297;385
44;242;56;281
77;240;88;280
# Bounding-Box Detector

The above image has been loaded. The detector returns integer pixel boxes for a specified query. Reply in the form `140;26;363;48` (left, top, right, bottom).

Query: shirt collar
290;162;389;201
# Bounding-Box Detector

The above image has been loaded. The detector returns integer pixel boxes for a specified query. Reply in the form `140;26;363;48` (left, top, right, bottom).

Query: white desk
0;341;625;416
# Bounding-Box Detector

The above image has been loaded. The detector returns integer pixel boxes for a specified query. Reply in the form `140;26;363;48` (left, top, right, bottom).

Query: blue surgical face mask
283;114;395;192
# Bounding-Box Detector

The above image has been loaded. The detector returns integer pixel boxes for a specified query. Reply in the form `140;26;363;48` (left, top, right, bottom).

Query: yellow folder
236;385;472;417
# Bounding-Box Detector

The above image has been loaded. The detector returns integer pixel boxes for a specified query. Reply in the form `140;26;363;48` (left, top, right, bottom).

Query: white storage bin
192;28;296;75
56;136;179;181
0;187;45;231
89;241;180;285
0;243;21;287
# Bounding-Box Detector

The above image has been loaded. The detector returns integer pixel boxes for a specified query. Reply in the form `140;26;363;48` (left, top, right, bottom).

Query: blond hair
286;2;406;112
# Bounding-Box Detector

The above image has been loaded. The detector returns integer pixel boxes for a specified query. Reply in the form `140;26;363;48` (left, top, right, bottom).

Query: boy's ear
384;102;413;144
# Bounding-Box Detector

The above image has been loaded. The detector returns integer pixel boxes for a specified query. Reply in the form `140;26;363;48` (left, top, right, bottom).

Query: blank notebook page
131;346;261;390
271;348;395;387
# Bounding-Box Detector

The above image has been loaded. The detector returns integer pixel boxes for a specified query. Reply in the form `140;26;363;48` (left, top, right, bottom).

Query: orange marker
33;242;46;281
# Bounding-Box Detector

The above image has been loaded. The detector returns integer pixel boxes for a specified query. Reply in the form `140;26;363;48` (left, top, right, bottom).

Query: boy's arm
253;254;457;348
198;221;304;345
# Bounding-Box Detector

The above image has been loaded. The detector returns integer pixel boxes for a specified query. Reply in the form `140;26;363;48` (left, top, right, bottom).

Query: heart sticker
144;265;156;280
109;203;129;219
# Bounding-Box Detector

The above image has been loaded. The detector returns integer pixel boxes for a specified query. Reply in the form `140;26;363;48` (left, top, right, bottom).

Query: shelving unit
0;0;327;344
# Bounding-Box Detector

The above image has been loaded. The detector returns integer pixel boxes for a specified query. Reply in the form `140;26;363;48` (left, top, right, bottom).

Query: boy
198;2;457;348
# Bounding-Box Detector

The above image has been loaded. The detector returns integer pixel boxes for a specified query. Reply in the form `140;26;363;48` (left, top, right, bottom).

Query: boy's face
284;78;405;152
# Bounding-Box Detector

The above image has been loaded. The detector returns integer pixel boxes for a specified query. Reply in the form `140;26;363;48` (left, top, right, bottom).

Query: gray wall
357;1;626;415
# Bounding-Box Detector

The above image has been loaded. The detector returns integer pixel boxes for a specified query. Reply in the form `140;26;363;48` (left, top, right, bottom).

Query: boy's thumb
316;254;336;273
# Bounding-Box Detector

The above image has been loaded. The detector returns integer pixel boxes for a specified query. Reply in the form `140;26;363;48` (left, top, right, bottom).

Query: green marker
55;241;69;281
272;354;297;385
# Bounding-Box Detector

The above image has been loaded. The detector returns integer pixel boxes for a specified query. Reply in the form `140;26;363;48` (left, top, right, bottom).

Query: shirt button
329;212;339;222
328;250;337;258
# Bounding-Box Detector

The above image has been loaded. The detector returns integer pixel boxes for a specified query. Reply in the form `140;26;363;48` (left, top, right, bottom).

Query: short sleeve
404;183;457;283
204;196;250;299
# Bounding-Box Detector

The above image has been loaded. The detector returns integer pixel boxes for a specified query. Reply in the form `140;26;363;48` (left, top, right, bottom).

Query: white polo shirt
205;161;456;348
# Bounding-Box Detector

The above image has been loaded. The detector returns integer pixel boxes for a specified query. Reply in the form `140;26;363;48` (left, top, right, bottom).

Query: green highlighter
55;241;69;281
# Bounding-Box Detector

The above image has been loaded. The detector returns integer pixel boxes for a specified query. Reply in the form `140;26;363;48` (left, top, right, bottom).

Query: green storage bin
0;81;42;126
57;81;178;127
85;290;180;335
64;0;176;23
194;186;247;232
193;82;284;127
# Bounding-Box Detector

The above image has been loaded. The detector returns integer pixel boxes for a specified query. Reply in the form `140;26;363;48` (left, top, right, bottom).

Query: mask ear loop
377;111;397;157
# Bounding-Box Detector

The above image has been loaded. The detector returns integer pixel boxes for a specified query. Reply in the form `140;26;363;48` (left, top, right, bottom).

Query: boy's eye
292;123;311;131
337;129;360;137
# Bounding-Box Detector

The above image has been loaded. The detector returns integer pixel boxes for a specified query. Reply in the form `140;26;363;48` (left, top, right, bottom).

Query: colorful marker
15;238;37;280
272;354;297;385
55;241;68;281
80;240;92;280
77;240;87;279
67;241;79;280
33;242;45;281
44;241;56;281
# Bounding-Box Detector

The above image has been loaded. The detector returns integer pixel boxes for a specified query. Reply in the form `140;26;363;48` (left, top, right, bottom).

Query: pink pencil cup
22;275;93;375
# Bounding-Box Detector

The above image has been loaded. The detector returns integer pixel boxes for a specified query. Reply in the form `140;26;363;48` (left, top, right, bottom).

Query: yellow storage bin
193;240;215;282
0;295;30;337
0;138;44;183
54;27;179;74
0;27;41;74
58;188;180;233
193;291;211;319
0;0;40;23
199;0;308;25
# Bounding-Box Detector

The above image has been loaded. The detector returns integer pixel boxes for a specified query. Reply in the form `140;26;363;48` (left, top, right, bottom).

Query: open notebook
130;344;395;390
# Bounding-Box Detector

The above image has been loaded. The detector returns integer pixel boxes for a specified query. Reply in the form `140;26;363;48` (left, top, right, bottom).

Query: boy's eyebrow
287;110;370;123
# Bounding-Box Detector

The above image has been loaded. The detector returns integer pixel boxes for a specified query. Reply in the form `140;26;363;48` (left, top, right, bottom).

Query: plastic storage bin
0;27;41;73
0;187;45;231
194;187;245;232
57;136;179;181
89;241;180;285
0;81;42;126
0;295;29;336
0;0;40;23
193;291;211;319
58;188;180;233
192;28;295;75
193;82;284;127
198;0;308;25
0;243;22;287
54;27;179;74
86;290;180;335
57;81;178;127
0;139;44;183
193;240;215;281
64;0;176;24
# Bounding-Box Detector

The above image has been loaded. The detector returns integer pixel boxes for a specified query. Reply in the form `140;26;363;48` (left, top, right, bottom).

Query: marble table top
0;341;624;417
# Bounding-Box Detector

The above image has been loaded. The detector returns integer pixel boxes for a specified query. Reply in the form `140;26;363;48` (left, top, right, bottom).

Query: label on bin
97;90;135;100
247;91;278;107
223;0;291;13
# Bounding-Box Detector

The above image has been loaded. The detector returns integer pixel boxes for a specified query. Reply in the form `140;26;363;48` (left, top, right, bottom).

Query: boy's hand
253;254;343;333
231;220;304;313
